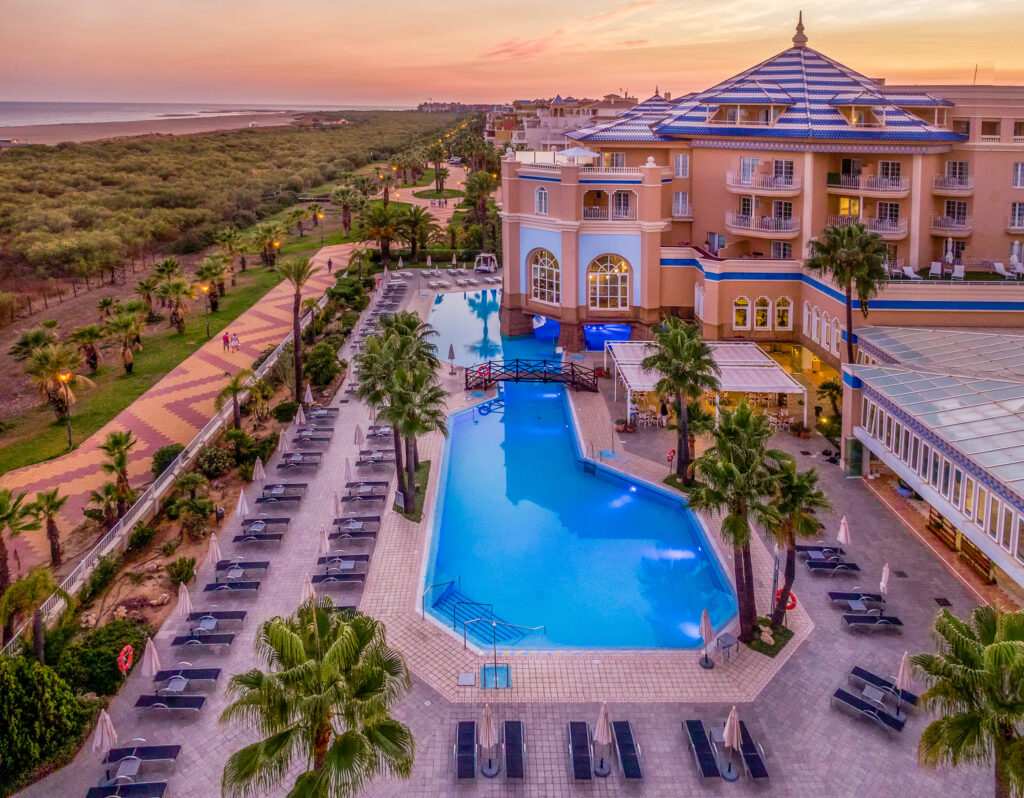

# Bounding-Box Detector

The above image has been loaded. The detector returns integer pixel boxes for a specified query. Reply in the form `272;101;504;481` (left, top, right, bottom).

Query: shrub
238;461;255;482
195;445;232;478
166;556;196;586
340;310;360;333
273;401;300;423
303;341;341;387
160;538;180;557
151;443;185;479
251;345;276;371
126;524;156;552
55;619;152;696
224;428;254;463
78;554;120;605
180;508;208;541
252;432;279;464
0;657;90;795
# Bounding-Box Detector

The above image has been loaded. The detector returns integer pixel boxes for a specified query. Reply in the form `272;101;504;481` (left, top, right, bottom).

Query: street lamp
200;284;210;339
272;240;281;265
58;372;72;449
317;212;324;247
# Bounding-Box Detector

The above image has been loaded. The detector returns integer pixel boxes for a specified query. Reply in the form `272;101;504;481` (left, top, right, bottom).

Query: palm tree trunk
995;739;1011;798
381;236;391;268
676;390;689;480
292;289;303;402
845;284;855;365
740;543;758;641
392;430;407;503
342;206;351;236
405;437;416;506
731;547;752;643
313;722;331;771
232;395;241;430
770;539;796;629
47;518;62;567
32;608;45;661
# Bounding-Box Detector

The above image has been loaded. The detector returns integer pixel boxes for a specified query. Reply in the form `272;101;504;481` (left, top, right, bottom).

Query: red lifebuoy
118;644;134;673
775;589;797;610
477;365;490;378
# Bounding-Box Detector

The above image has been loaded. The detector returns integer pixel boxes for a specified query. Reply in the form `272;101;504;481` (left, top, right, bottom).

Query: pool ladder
421;576;460;618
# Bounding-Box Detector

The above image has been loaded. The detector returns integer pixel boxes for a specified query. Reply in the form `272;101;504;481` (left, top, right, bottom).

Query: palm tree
913;606;1024;798
463;171;500;251
215;369;253;430
349;174;377;199
687;404;783;643
277;259;320;402
0;568;68;661
99;430;138;519
330;186;367;237
375;170;398;206
248;222;287;267
153;257;183;288
8;327;56;361
401;206;440;261
289;207;311;237
806;222;888;364
71;324;105;372
308;202;323;234
219;598;414;797
358;203;403;269
0;489;40;643
214;227;244;278
135;276;160;320
105;312;143;374
442;222;461;250
355;335;411;501
641;318;721;484
200;253;231;297
426;141;445;193
766;461;830;629
88;482;119;530
156;278;192;333
31;488;68;567
97;296;118;319
348;247;372;280
389;364;448;506
24;343;94;419
817;378;843;417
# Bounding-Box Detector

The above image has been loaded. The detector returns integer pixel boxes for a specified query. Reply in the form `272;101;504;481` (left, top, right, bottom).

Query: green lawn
413;188;463;200
0;268;283;476
402;168;435;188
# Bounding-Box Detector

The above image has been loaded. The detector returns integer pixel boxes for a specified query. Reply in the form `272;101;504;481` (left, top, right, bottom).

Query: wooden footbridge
464;359;599;392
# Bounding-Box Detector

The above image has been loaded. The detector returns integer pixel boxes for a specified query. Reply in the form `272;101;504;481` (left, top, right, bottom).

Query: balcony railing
933;175;974;191
579;165;644;174
932;215;973;231
825;214;861;228
582;206;637;221
726;212;799;232
725;172;801;191
672;204;693;219
826;174;908;192
1009;216;1024;232
866;217;908;236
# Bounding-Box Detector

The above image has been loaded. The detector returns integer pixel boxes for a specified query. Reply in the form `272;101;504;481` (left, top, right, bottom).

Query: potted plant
615;418;626;433
800;423;811;439
790;420;803;437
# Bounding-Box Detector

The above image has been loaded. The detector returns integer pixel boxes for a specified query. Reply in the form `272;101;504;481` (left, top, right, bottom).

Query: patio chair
994;262;1016;279
831;688;905;734
849;666;919;708
806;559;861;576
134;694;206;715
86;781;169;798
612;720;643;780
928;261;943;278
683;720;721;779
567;721;593;780
843;612;903;632
503;720;525;779
902;266;923;281
739;722;769;782
454;720;476;779
952;263;965;280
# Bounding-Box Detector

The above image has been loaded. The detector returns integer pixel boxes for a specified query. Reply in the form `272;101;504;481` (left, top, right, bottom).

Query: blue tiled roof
567;113;672;142
621;94;675;118
702;80;794;105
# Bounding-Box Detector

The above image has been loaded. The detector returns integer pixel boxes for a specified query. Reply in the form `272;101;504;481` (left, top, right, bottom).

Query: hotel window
946;161;969;181
707;233;726;255
674;153;690;178
878;161;901;181
832;320;841;354
771;241;792;259
930;451;941;488
733;296;750;329
812;309;820;342
754;297;771;330
952;468;963;505
964;478;975;517
612;191;633;219
941;459;952;496
773;160;794;184
910;437;920;471
775;297;792;329
773;200;793;219
1017;516;1024;563
739;196;754;217
672;191;690;216
981;120;1001;141
902;429;912;463
1002;508;1014;552
726;108;739;123
919;444;930;478
952;119;970;137
882;243;898;266
945;200;968;221
740;157;760;184
976;487;988;527
1011;203;1024;228
1017;122;1024;140
884;416;893;448
528;248;560;305
877;202;900;223
803;302;811;334
1013;163;1024;188
892;422;902;455
988;497;1001;540
839;197;860;218
604;152;626;168
586;254;630;310
534;187;548;215
823;313;832;349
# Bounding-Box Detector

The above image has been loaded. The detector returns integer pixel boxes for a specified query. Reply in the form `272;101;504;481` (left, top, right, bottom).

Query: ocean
0;101;411;127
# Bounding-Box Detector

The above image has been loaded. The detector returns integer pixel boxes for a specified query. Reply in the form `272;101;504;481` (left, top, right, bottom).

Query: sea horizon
0;100;414;127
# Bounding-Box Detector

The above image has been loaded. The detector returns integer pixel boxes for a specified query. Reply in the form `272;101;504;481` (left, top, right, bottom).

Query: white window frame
534;187;548;215
771;241;792;259
528;248;560;305
754;297;771;330
812;308;820;342
1011;202;1024;228
822;312;831;349
586;254;631;310
733;296;751;330
946;160;969;180
803;302;811;335
775;297;792;330
1013;162;1024;189
605;152;626;168
674;153;690;178
672;191;690;217
832;320;841;355
879;160;901;180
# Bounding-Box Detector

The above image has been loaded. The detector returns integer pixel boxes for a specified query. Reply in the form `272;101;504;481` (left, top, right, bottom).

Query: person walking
327;257;333;274
222;331;230;352
230;332;240;352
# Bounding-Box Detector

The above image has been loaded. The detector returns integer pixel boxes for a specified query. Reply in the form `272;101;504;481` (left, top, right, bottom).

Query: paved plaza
22;278;991;797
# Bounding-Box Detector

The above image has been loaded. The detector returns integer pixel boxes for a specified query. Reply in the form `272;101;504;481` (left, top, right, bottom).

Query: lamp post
272;240;281;265
317;212;324;248
200;284;210;339
58;372;72;449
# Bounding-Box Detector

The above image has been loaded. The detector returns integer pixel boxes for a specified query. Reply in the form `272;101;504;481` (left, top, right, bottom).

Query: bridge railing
464;359;597;392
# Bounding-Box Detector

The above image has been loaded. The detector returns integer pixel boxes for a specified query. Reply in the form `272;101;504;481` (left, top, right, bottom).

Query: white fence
0;294;328;656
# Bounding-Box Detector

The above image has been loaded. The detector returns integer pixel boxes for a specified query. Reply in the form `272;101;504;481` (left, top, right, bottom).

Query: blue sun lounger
739;722;769;782
86;781;168;798
806;559;861;576
843;612;903;632
134;694;205;715
455;720;476;779
503;720;525;779
849;666;919;708
684;720;721;779
831;688;905;734
612;720;642;779
567;721;592;780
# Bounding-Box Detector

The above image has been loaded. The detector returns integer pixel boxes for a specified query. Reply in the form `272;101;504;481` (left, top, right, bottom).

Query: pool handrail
452;600;493;629
421;577;460;618
463;618;547;650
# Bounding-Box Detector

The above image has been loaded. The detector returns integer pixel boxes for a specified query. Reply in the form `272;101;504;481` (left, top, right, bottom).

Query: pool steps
433;587;526;646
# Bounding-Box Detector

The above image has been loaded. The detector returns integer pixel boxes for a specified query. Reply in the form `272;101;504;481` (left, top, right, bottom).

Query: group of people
428;197;449;207
628;395;671;428
221;331;241;353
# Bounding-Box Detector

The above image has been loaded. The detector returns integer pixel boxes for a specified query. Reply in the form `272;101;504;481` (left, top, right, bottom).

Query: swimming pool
424;297;736;649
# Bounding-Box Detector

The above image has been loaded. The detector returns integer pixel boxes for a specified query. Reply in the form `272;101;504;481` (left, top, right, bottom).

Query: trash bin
215;506;225;523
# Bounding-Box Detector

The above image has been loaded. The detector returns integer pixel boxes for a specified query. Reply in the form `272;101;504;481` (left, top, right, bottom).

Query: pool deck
23;276;989;797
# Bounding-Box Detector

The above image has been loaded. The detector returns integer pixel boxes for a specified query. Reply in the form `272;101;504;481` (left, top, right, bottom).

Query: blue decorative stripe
520;175;561;183
842;371;861;389
579;179;642;185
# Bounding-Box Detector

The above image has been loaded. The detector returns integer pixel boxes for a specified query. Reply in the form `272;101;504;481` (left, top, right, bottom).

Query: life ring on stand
775;589;797;611
476;365;490;378
118;644;134;673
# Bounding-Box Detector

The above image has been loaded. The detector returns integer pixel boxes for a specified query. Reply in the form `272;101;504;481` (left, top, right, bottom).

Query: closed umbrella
344;457;353;484
319;526;331;555
141;637;162;679
722;706;742;781
209;533;222;565
448;343;456;375
295;404;307;426
354;424;364;446
944;237;954;265
234;490;249;520
894;650;913;717
452;254;457;267
699;608;715;669
398;256;404;270
837;515;851;546
252;456;266;484
91;709;118;754
880;562;890;596
301;573;315;603
304;384;314;405
478;704;499;777
593;702;613;776
426;255;432;268
333;491;341;520
176;583;193;620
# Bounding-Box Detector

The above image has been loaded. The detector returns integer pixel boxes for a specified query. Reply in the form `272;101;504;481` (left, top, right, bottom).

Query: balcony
826;174;910;197
825;214;861;228
1009;216;1024;233
932;176;974;195
725;211;800;238
931;215;973;236
865;217;908;239
671;203;693;220
725;172;802;195
582;206;637;221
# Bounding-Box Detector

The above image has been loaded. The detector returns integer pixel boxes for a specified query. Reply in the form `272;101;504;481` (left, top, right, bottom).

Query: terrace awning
604;340;809;425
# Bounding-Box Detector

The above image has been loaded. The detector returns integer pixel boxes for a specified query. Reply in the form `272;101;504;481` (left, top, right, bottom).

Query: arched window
812;308;821;342
695;283;704;319
535;187;548;215
832;319;841;354
754;297;771;330
776;297;792;330
733;296;750;330
587;254;631;310
823;312;832;349
803;301;811;335
529;248;560;305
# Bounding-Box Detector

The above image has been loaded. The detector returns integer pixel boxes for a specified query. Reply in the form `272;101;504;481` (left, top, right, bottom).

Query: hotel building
499;17;1024;599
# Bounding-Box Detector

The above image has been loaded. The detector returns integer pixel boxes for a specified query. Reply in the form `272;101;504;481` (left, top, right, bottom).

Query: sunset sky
3;0;1023;105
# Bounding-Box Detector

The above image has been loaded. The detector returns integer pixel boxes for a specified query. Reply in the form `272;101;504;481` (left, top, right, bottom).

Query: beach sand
0;111;297;145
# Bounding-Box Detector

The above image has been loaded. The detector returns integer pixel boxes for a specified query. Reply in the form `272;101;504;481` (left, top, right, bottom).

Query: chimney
664;92;671;101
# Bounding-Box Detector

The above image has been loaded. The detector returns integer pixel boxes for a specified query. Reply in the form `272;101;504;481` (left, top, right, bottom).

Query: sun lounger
215;560;269;577
455;720;476;779
329;529;377;541
254;495;302;507
952;263;965;280
806;560;861;576
318;554;371;565
611;720;642;780
340;494;385;505
849;666;919;708
308;407;339;416
843;612;903;632
241;517;289;532
738;722;768;782
233;532;283;545
311;573;366;586
901;266;923;280
291;436;330;448
683;720;721;779
261;482;308;496
103;743;181;780
203;581;260;596
928;261;943;278
796;544;846;558
134;694;205;715
831;688;905;733
86;781;168;798
169;633;234;653
828;591;885;611
567;721;592;780
187;610;246;631
347;483;388;497
153;668;221;692
994;262;1016;279
503;720;525;779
